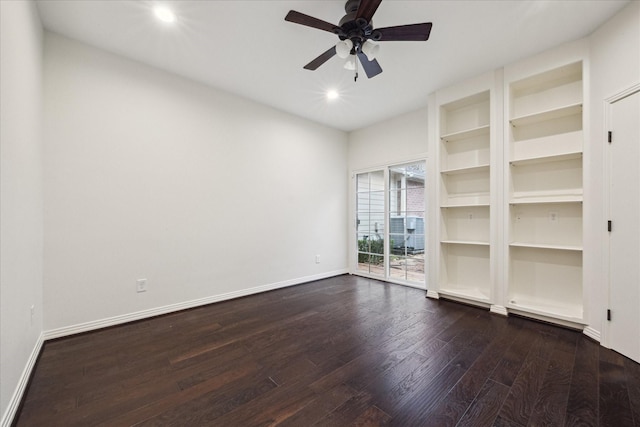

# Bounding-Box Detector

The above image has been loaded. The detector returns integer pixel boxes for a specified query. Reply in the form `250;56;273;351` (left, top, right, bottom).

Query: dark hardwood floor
14;275;640;426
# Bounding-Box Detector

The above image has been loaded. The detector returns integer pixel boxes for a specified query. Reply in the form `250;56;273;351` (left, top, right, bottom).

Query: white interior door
609;89;640;363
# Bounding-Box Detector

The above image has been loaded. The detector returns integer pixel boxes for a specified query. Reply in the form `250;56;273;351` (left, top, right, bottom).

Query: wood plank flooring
14;275;640;426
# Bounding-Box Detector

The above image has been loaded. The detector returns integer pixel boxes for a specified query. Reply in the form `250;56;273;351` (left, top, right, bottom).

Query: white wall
348;108;428;172
43;33;348;333
0;1;44;424
588;0;640;339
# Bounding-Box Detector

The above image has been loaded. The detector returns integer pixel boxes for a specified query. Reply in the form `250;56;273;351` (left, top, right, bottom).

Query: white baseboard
1;333;44;427
583;326;601;342
426;290;440;299
490;305;508;316
43;269;348;340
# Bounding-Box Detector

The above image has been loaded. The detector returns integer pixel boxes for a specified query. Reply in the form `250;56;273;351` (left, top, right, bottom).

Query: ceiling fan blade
357;52;383;78
376;23;433;41
355;0;382;23
285;10;341;34
304;46;337;71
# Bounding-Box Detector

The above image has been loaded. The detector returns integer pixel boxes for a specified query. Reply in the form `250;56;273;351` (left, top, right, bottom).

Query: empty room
2;0;639;425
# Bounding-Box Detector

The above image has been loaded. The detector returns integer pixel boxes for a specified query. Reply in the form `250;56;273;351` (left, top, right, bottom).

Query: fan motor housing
338;1;380;43
344;0;360;13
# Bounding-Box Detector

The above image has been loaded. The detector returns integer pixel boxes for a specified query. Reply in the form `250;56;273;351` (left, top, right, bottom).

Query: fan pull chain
354;54;359;82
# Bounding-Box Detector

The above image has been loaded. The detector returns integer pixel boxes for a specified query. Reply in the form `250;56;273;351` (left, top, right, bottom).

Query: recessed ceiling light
326;90;339;100
154;6;176;24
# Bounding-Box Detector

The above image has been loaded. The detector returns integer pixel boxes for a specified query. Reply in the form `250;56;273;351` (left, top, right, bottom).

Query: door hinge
608;220;612;232
607;309;611;321
608;131;612;143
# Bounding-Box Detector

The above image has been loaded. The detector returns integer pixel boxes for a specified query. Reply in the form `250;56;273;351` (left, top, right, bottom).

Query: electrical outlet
549;211;558;223
315;255;321;264
468;212;473;220
136;279;148;293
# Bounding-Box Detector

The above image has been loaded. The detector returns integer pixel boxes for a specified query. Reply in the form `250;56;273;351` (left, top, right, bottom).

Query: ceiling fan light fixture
344;56;356;70
336;39;353;59
362;40;380;60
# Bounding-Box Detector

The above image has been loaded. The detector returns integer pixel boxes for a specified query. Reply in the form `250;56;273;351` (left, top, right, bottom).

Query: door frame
603;83;640;349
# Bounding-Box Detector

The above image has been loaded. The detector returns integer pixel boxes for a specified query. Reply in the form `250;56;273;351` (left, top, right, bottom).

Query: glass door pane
389;162;426;284
356;170;385;277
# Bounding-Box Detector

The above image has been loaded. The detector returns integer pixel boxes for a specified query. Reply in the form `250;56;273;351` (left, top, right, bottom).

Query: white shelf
442;194;490;207
509;242;582;251
510;151;582;167
441;204;490;208
510;103;582;127
441;202;490;208
441;125;490;142
441;240;489;246
439;286;491;303
509;193;583;204
441;164;490;175
507;298;584;324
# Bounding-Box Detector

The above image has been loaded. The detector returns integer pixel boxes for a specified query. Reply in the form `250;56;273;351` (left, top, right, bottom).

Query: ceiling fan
285;0;433;80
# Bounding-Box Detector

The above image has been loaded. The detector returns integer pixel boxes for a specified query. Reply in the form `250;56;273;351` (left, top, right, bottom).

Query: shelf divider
510;103;582;127
510;151;582;167
441;240;490;246
441;124;490;142
509;242;582;251
441;164;490;175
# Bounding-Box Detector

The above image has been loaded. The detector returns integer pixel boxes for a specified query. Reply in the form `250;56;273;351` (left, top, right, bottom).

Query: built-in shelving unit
437;90;493;303
506;61;584;323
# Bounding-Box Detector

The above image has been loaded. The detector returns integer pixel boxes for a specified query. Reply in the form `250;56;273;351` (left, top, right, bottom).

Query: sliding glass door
355;161;426;286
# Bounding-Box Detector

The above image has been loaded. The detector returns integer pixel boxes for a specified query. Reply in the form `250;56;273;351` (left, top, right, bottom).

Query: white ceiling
36;0;630;132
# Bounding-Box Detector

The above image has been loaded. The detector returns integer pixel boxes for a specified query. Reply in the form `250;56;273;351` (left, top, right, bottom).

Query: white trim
426;290;440;299
349;271;427;291
351;154;429;177
604;83;640;104
583;326;601;342
509;308;585;329
1;333;44;427
386;279;427;291
490;305;508;316
43;269;347;340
